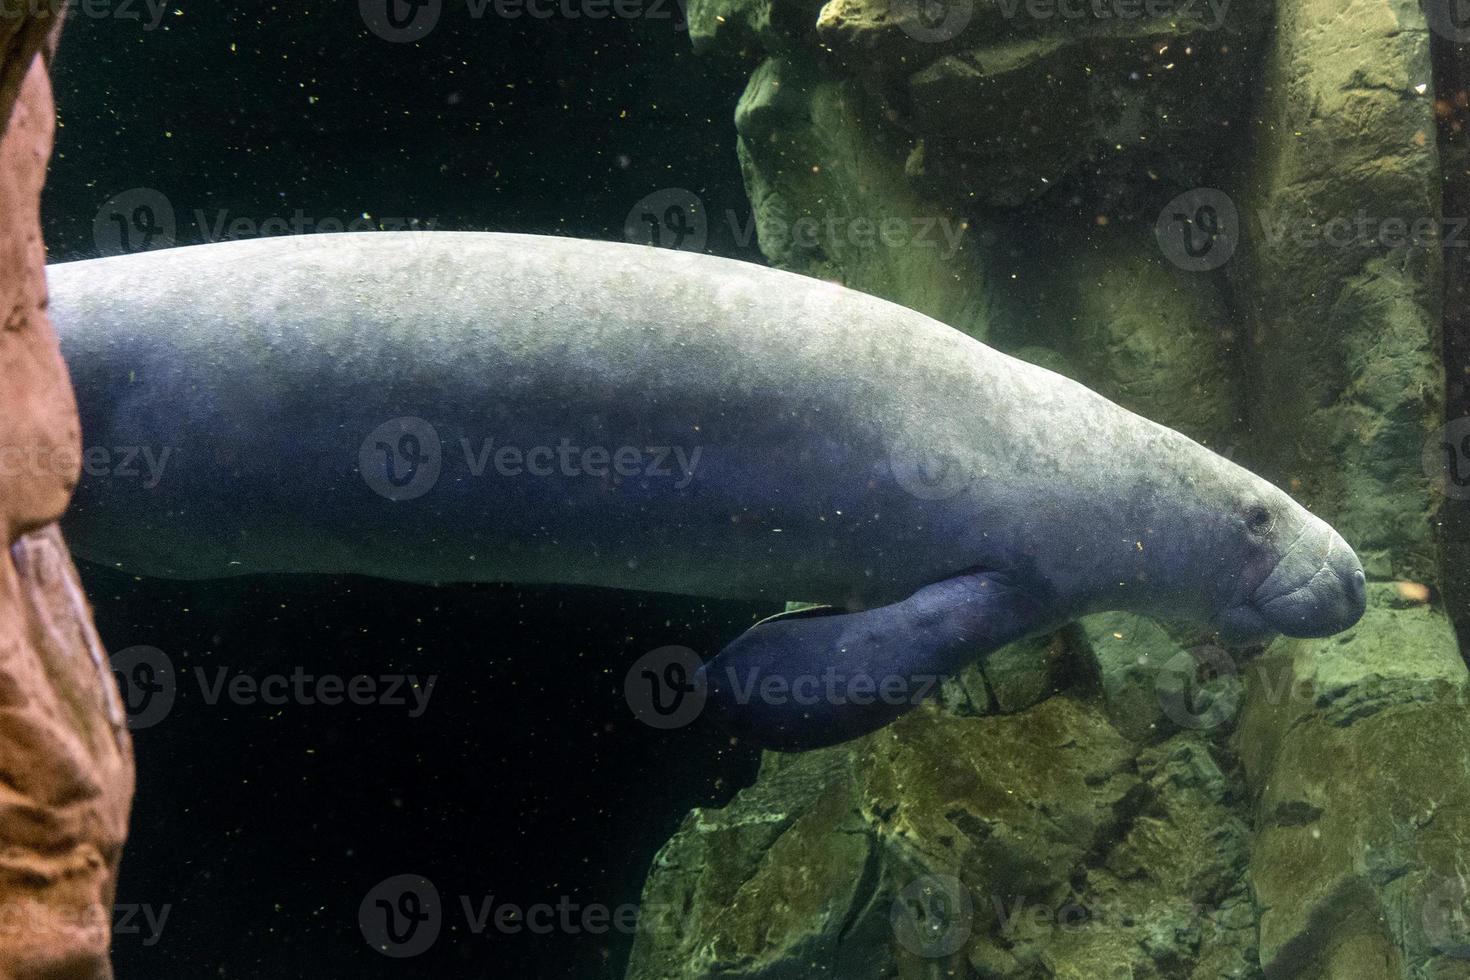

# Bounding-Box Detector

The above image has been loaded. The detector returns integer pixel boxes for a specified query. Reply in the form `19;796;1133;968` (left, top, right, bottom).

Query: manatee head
1205;478;1366;644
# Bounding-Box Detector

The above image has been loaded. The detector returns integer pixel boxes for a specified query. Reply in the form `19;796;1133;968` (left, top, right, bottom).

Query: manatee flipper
698;572;1047;750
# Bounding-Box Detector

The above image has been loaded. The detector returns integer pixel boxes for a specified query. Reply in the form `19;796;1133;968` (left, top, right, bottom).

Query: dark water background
43;5;768;976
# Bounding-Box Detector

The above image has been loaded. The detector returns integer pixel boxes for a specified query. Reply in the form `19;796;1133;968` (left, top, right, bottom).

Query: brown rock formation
0;10;134;979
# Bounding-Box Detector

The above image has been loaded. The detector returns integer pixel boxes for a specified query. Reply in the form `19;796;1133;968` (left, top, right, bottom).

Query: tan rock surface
0;11;135;979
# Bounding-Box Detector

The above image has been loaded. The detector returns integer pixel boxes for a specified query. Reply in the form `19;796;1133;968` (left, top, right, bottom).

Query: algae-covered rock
1078;611;1185;741
734;57;990;336
685;0;826;55
940;625;1078;718
627;697;1261;978
976;630;1074;713
856;696;1137;893
812;0;1251;69
1228;0;1443;584
900;14;1267;208
1233;584;1470;979
1212;0;1470;972
981;215;1241;446
629;747;865;979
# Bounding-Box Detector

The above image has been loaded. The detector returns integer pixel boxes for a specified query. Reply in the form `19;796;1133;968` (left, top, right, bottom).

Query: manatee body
46;233;1366;747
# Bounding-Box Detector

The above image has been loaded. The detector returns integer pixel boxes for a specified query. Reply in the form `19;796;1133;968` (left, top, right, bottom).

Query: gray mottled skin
46;233;1365;745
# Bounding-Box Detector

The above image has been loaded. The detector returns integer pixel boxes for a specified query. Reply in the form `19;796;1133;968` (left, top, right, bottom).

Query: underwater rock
629;749;881;979
816;0;1272;208
0;14;135;980
903;21;1265;208
939;624;1077;719
968;631;1073;714
981;216;1240;446
685;0;824;55
733;57;990;336
1221;2;1470;974
626;697;1261;978
0;529;133;980
812;0;1232;59
1235;585;1470;978
1228;0;1443;585
1077;612;1181;742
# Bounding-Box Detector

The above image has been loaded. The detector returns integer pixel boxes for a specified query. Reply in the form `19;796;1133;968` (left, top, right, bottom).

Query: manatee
44;233;1366;749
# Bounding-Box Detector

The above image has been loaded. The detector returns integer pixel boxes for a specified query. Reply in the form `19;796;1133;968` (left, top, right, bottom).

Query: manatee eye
1245;504;1273;536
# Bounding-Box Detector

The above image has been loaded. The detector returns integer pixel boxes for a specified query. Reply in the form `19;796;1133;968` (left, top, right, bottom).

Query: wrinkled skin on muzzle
1214;509;1366;644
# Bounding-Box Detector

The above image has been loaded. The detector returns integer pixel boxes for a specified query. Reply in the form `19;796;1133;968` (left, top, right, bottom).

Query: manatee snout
1252;519;1366;638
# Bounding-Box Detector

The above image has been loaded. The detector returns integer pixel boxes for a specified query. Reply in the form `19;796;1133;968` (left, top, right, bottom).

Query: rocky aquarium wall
625;0;1470;976
6;0;1470;975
